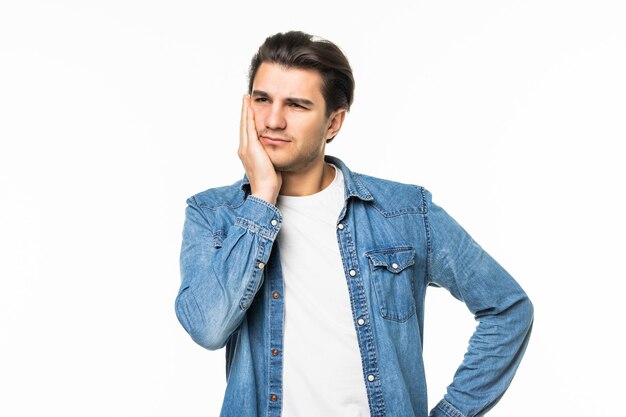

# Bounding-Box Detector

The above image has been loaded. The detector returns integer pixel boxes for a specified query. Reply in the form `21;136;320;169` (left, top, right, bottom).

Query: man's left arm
424;190;534;417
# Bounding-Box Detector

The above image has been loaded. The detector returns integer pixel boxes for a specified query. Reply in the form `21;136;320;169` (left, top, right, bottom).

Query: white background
1;1;624;416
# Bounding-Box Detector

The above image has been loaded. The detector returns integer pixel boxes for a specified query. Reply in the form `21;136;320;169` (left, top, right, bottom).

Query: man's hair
248;31;355;120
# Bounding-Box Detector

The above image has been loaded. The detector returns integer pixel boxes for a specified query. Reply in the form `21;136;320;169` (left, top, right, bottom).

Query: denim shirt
175;155;533;417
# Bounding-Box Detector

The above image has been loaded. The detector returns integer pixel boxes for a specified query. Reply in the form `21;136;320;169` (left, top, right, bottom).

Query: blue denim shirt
175;155;533;417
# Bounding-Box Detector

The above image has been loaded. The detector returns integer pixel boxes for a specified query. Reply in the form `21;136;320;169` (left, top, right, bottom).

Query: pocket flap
366;247;416;273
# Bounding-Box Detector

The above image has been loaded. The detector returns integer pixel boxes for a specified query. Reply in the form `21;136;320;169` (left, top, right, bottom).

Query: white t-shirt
277;166;371;417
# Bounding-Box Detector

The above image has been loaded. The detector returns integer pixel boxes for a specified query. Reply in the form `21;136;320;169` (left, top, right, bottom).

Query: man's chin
267;156;293;172
268;152;323;173
272;163;292;172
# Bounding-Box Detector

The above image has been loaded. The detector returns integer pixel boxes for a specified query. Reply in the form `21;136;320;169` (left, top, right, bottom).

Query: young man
175;31;533;417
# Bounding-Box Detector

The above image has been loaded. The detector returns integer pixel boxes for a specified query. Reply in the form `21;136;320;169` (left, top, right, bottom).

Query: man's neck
279;161;335;197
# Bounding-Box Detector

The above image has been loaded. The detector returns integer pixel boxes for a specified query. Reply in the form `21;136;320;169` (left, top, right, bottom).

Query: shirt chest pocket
365;247;417;322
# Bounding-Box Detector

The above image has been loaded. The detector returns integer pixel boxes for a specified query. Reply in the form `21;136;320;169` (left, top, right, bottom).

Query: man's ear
325;109;347;143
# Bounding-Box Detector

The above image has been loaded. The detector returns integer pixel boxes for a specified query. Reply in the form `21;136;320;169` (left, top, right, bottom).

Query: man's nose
265;104;286;130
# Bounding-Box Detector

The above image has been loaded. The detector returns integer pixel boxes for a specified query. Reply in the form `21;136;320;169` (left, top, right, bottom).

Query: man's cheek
252;114;263;133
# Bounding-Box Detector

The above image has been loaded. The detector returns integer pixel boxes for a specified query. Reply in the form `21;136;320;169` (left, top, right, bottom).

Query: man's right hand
238;94;282;205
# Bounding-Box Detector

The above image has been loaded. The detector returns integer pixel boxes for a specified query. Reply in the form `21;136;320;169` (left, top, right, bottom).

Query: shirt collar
239;155;373;203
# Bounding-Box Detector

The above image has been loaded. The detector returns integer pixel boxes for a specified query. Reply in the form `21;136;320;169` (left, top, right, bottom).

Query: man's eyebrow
285;97;315;107
251;90;315;107
251;90;269;97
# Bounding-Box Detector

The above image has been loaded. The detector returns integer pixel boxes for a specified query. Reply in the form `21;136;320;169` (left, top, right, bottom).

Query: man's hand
238;94;282;205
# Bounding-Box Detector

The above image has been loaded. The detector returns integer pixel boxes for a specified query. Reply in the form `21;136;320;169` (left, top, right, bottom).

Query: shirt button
258;262;265;269
391;263;399;269
272;292;280;299
349;269;356;277
270;394;278;401
367;374;375;382
337;223;344;230
272;349;279;356
357;318;365;326
271;219;278;226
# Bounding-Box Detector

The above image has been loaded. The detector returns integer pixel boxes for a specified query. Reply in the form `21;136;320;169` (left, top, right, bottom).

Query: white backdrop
1;1;624;416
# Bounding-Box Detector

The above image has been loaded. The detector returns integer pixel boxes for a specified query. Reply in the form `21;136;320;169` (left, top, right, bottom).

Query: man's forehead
252;62;324;100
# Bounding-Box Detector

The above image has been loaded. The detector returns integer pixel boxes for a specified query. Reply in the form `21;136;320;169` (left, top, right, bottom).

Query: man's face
250;62;337;172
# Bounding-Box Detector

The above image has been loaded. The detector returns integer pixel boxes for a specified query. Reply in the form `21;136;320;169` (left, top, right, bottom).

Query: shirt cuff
430;399;466;417
235;195;282;241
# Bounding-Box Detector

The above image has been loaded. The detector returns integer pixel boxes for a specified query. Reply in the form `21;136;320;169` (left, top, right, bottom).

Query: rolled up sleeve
175;195;282;350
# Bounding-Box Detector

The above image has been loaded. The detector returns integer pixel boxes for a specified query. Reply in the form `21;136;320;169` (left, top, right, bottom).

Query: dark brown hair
248;31;355;120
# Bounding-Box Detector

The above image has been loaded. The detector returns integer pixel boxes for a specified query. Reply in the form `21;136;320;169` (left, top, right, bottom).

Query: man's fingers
240;94;249;149
236;93;280;204
246;97;259;145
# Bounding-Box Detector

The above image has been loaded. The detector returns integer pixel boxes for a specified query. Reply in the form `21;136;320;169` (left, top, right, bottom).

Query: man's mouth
260;135;290;145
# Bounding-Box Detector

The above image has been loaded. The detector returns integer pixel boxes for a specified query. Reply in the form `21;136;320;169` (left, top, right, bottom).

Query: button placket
267;264;284;413
336;216;386;413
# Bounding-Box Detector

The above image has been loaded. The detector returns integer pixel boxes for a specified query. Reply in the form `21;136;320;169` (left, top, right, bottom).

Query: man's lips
260;135;290;145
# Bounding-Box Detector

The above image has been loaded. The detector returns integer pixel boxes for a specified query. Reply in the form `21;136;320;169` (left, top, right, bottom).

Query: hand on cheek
237;94;282;205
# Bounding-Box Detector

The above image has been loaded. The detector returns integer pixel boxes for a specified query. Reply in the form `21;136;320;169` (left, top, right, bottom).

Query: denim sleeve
424;191;533;417
175;194;281;350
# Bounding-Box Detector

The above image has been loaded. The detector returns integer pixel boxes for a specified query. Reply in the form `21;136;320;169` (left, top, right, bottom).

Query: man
175;31;533;417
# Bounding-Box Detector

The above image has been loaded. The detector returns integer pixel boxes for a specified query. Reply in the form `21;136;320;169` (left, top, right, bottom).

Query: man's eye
288;103;304;109
254;97;269;103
